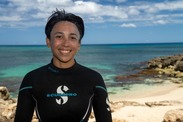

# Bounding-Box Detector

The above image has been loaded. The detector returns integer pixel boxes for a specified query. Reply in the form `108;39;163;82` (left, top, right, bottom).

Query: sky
0;0;183;45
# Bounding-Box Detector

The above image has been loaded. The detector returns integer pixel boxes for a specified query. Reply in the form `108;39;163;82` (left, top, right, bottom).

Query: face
46;21;81;68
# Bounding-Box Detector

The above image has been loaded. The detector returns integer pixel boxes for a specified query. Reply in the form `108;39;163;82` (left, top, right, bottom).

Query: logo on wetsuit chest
56;86;69;104
47;85;77;105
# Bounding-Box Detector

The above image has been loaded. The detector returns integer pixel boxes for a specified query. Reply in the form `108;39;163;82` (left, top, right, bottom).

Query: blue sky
0;0;183;45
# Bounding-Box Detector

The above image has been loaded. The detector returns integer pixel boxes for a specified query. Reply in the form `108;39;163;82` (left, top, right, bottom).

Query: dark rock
0;87;10;100
147;54;183;70
147;57;162;69
175;61;183;72
145;100;182;107
115;69;159;82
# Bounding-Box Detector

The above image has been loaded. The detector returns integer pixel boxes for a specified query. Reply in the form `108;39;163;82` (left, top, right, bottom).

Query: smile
60;49;71;54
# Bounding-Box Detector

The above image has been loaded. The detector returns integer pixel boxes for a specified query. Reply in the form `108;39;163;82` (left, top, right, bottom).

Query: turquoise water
0;43;183;95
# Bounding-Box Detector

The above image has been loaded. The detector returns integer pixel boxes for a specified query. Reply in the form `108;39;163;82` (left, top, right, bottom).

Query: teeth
61;50;70;54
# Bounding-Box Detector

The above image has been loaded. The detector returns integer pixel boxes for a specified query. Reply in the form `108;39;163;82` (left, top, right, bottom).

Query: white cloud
72;1;101;14
1;0;183;28
65;1;128;22
120;23;137;28
0;16;22;21
154;1;183;11
153;20;168;25
127;7;140;16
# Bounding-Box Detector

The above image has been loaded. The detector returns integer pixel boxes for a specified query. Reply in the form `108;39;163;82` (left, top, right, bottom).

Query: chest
31;74;95;121
32;73;94;107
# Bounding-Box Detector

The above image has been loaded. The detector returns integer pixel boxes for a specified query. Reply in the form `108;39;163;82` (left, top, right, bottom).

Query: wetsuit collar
48;59;78;74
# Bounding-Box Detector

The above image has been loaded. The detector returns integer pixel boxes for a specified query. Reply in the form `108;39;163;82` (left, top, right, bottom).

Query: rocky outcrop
0;86;16;122
147;54;183;79
115;69;159;82
114;54;183;85
145;100;182;107
0;86;10;100
115;54;182;85
175;61;183;72
147;54;183;69
110;101;144;112
163;109;183;122
0;86;38;122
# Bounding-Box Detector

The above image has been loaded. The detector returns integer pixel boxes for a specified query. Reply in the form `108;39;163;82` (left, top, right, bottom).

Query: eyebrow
54;32;63;35
54;32;78;37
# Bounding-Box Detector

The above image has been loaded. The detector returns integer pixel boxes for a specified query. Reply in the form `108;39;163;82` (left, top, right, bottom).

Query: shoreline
106;81;183;122
108;81;180;102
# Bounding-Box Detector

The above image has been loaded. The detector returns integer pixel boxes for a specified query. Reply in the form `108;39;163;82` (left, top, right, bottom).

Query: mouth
59;49;71;55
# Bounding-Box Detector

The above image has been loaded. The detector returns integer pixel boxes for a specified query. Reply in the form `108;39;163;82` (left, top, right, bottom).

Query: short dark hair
45;9;84;42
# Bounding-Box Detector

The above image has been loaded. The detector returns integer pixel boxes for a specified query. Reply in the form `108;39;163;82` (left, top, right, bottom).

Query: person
14;9;112;122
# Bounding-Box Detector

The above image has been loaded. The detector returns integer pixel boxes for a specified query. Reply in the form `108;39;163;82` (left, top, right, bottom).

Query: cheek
74;44;80;51
51;39;60;47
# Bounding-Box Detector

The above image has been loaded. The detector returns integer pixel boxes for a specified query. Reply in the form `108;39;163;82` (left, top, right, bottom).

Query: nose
62;37;69;46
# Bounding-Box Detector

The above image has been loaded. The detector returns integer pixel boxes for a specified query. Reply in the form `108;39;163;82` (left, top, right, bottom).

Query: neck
52;59;75;69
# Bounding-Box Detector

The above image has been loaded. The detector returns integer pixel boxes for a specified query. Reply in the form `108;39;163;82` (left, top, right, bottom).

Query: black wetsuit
15;60;112;122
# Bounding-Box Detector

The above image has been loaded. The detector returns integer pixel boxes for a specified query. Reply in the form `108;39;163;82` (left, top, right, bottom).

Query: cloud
120;23;137;28
0;0;183;28
153;20;168;25
0;16;22;21
154;1;183;11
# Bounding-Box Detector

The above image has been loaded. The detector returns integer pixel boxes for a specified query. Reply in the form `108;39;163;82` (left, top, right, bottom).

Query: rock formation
0;86;17;122
163;109;183;122
115;54;183;85
147;54;183;79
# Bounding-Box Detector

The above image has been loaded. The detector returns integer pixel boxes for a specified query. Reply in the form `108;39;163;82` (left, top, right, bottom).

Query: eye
70;35;79;41
55;35;62;39
71;36;77;40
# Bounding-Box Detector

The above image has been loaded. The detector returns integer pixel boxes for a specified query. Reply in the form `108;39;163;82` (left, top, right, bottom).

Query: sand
90;82;183;122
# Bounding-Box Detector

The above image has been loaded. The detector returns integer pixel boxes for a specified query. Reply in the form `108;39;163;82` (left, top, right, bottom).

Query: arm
92;75;112;122
14;74;35;122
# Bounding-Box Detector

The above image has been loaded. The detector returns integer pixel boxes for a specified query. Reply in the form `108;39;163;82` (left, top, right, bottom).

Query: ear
46;38;51;48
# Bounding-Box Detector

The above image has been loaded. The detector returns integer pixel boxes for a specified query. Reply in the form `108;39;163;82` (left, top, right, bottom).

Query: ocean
0;43;183;97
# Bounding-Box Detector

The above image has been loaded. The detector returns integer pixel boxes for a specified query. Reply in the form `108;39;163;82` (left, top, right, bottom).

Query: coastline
108;83;183;122
109;82;177;102
106;54;183;122
90;55;183;122
87;79;183;122
1;54;183;122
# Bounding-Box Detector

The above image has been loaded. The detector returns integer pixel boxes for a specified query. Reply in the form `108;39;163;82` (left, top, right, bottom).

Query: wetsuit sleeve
92;74;112;122
14;73;35;122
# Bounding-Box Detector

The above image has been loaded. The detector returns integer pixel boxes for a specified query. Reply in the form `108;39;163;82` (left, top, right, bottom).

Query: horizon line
0;41;183;46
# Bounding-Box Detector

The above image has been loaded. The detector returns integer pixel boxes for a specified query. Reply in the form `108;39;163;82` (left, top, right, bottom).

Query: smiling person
14;9;112;122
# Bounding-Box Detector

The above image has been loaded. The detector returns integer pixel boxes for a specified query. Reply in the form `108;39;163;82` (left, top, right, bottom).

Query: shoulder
77;63;102;77
24;64;49;79
77;64;108;91
76;63;104;85
19;64;49;89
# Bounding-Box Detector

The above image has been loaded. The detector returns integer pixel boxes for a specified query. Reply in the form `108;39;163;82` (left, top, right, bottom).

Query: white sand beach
108;83;183;122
